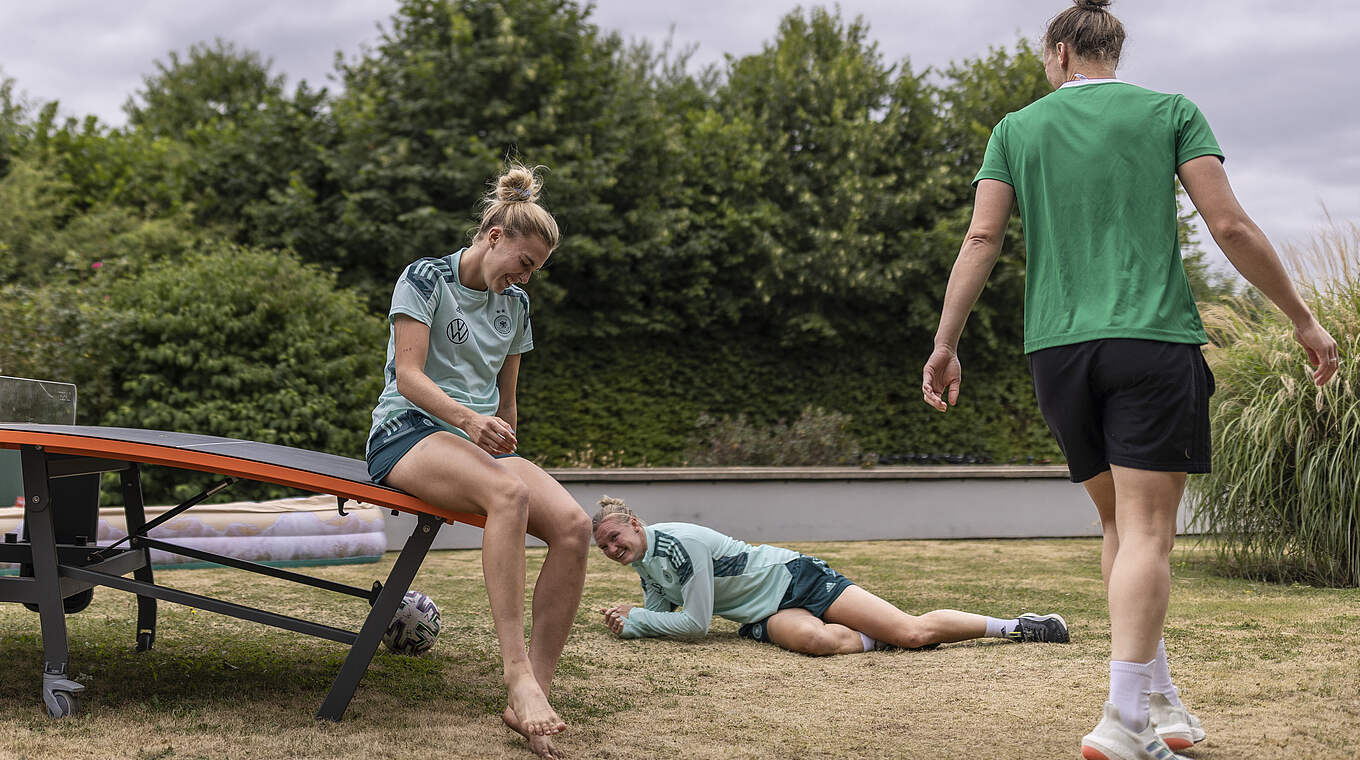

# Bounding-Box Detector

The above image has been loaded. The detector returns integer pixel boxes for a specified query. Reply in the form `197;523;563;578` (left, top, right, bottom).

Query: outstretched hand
600;605;634;636
922;345;962;412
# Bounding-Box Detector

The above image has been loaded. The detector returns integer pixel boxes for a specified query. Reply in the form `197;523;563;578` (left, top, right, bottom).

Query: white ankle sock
1150;638;1184;708
859;632;875;652
1109;660;1154;732
984;617;1017;638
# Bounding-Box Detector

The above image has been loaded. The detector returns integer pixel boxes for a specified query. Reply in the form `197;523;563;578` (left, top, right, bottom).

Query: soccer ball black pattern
382;590;441;656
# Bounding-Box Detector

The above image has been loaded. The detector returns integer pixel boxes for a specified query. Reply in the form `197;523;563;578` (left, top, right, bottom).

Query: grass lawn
1;538;1357;759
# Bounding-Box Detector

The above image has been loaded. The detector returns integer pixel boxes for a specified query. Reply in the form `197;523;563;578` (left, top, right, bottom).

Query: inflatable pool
1;494;386;571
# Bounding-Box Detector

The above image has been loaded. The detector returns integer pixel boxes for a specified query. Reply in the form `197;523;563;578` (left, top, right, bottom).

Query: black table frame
0;437;450;721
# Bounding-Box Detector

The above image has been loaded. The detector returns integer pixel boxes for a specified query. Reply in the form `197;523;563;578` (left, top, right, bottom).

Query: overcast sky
1;0;1355;271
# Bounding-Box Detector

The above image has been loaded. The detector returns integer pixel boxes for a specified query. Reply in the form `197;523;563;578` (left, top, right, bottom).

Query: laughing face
594;516;647;564
487;228;551;294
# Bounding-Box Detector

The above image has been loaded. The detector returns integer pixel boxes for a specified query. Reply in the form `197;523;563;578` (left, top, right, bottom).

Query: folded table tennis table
0;423;484;720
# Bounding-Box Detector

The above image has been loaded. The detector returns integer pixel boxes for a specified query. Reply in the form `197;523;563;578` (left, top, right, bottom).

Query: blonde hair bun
592;495;644;532
474;162;560;250
494;164;543;204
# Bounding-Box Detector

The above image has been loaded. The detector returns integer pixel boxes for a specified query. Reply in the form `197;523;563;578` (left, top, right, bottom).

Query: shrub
683;405;861;466
1189;222;1360;586
90;242;387;503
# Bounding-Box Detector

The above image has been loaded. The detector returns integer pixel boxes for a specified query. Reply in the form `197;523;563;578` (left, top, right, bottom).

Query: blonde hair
475;163;560;251
1044;0;1125;65
592;495;645;532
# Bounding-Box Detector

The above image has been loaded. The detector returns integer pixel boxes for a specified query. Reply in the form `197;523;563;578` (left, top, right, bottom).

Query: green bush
684;406;861;466
1189;223;1360;586
89;242;387;503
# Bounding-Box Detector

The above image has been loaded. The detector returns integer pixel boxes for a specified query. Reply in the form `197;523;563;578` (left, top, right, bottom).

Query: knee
484;476;530;523
551;508;592;557
798;627;852;656
895;619;935;649
1121;527;1175;556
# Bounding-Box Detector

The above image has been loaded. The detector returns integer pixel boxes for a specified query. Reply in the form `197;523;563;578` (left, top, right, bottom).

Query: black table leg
121;464;157;652
21;446;85;717
315;512;442;721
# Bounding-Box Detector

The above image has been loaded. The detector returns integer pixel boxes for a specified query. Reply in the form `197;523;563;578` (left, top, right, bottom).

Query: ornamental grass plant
1190;221;1360;586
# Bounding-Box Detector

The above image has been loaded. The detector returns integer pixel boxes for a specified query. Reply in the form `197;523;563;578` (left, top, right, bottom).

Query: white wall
381;466;1198;551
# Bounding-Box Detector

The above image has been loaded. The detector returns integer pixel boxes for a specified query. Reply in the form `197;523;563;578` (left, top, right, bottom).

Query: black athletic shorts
738;556;855;644
1028;338;1215;483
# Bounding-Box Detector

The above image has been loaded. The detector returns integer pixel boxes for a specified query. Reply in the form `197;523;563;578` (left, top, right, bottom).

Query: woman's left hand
600;604;634;635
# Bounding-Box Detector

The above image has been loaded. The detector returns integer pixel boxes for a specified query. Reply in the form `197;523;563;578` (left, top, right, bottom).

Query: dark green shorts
367;409;517;483
738;555;854;643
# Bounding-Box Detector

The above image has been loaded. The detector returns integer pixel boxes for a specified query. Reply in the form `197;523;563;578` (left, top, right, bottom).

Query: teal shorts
738;556;854;643
367;409;517;483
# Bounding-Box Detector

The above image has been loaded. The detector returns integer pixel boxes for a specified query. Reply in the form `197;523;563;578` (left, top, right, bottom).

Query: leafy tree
716;7;902;345
124;39;285;139
323;0;693;327
26;108;190;217
0;160;71;284
184;81;339;251
0;71;30;177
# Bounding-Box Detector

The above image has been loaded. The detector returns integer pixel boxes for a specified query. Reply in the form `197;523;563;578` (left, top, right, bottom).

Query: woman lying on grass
592;496;1070;654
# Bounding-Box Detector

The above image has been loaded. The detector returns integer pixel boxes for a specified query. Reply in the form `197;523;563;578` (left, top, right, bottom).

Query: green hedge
516;336;1060;467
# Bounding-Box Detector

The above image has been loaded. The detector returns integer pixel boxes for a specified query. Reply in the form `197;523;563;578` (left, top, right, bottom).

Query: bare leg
500;458;589;688
823;585;987;649
1105;465;1184;664
385;434;564;738
495;458;589;760
1083;469;1118;589
765;608;865;655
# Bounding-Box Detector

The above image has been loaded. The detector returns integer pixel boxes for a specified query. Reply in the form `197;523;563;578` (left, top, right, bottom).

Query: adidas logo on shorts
825;581;836;593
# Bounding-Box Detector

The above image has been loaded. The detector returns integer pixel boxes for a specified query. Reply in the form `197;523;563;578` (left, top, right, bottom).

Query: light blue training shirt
367;249;533;453
622;522;800;638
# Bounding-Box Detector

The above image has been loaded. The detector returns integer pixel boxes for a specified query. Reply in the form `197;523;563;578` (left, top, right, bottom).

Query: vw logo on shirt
447;318;469;344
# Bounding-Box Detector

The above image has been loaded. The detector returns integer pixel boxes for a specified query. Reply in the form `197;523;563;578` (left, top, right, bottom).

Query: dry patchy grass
0;539;1357;759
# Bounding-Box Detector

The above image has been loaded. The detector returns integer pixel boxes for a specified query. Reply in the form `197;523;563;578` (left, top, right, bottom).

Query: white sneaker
1149;692;1206;751
1081;702;1188;760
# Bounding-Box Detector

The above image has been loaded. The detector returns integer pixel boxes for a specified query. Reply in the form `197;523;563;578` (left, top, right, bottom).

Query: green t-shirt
367;250;533;452
974;80;1223;353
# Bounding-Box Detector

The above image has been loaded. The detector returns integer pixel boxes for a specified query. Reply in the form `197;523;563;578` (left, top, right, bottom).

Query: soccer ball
382;590;441;656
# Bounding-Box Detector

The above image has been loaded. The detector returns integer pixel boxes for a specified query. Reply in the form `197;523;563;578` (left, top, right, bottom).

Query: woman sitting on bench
365;164;588;760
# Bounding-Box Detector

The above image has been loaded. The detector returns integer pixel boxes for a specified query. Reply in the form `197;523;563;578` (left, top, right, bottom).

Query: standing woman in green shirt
920;2;1339;758
366;164;589;760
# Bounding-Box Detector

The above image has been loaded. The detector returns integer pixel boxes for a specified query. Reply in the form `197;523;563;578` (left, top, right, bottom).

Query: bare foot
503;707;567;759
506;675;566;737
